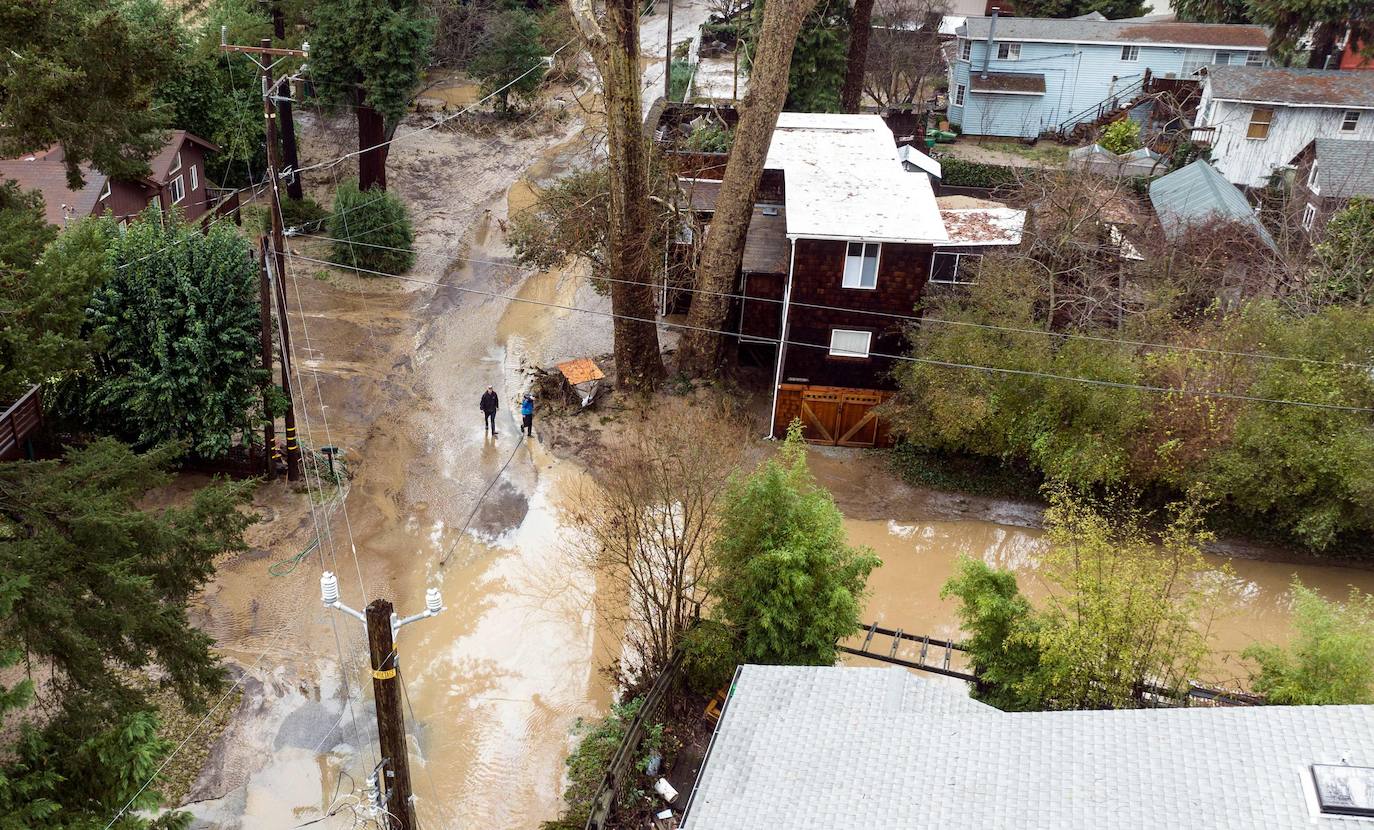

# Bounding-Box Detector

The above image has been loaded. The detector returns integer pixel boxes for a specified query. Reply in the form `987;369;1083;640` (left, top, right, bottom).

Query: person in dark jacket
480;386;499;435
520;393;534;437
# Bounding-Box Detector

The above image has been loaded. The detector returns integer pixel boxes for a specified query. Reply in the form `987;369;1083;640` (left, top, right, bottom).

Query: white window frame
1121;45;1139;61
954;83;966;106
169;175;186;205
190;164;198;192
1246;106;1273;140
169;150;182;174
929;251;981;284
1341;110;1360;132
997;42;1021;60
828;329;872;358
1307;161;1320;194
99;179;111;203
959;39;971;61
1302;202;1317;231
842;242;881;289
1214;50;1234;65
1245;51;1265;66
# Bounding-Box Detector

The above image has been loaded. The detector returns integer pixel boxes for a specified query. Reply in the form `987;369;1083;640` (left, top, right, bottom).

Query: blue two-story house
949;16;1270;139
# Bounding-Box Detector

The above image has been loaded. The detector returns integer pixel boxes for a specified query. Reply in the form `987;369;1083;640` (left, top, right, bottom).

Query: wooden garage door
797;388;884;448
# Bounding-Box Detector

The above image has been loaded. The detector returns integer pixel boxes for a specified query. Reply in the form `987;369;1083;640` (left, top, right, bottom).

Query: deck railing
0;386;42;462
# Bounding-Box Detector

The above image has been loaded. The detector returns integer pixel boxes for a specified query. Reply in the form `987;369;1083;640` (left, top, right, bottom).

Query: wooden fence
0;386;42;461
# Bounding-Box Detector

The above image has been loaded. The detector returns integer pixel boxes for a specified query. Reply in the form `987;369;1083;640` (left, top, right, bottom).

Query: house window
996;42;1021;60
169;175;186;205
1245;51;1265;66
1121;45;1139;61
169;151;182;173
1246;106;1273;140
1214;50;1235;65
842;242;880;289
829;329;872;358
1302;202;1317;231
1308;161;1320;194
99;180;111;203
190;164;199;192
954;83;966;106
1342;110;1361;132
960;39;971;61
930;251;981;284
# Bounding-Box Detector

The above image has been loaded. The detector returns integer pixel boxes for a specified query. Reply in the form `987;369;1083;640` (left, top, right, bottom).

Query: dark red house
673;113;1024;447
0;131;221;227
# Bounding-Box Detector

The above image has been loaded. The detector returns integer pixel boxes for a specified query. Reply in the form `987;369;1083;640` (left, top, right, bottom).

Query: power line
293;231;1374;374
282;250;1374;414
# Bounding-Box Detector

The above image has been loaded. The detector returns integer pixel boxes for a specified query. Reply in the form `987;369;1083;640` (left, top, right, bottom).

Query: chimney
982;8;999;80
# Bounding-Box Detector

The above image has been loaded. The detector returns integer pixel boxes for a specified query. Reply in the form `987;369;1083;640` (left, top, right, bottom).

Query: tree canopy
85;212;265;458
1010;0;1147;19
709;422;880;665
747;0;850;112
0;0;180;187
0;439;255;827
1245;581;1374;704
0;188;111;401
470;8;547;112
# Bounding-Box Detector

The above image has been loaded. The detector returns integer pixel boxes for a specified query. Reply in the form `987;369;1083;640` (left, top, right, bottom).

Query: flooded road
842;517;1374;686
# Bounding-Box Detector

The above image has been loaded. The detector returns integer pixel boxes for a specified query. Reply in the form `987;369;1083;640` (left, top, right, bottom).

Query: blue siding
949;38;1264;139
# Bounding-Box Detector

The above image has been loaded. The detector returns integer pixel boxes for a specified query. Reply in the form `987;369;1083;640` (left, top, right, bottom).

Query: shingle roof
1313;138;1374;199
741;205;789;274
1148;159;1275;248
1206;66;1374;108
959;16;1268;48
969;71;1046;95
765;113;947;243
0;158;107;226
147;131;219;183
681;665;1374;830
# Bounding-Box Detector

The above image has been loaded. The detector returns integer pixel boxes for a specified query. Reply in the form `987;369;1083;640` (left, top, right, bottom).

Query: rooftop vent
1312;764;1374;818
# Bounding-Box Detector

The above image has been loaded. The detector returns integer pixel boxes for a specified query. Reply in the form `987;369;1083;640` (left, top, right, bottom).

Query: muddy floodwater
842;517;1374;686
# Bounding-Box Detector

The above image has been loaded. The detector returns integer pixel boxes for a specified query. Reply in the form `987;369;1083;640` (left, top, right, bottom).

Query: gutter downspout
981;7;998;80
767;238;798;440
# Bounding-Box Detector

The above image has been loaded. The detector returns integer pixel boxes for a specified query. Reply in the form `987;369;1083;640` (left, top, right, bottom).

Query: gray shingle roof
958;17;1268;48
1314;138;1374;199
1148;159;1275;248
1206;66;1374;108
680;665;1374;830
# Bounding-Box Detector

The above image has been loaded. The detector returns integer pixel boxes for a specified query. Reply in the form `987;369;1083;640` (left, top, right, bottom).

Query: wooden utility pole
366;599;417;830
258;239;276;479
222;34;307;480
664;0;675;102
321;574;443;830
271;4;304;201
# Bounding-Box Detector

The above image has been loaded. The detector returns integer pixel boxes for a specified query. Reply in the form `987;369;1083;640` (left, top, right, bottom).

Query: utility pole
258;238;276;479
664;0;675;102
221;33;307;480
321;572;445;830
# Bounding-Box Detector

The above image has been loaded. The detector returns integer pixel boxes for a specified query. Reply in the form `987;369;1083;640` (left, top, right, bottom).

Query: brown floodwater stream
841;517;1374;686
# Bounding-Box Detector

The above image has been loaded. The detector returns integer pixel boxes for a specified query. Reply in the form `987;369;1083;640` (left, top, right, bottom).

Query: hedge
938;156;1020;189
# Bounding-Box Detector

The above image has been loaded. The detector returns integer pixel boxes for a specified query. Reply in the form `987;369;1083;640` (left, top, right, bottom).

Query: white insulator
320;571;340;605
425;587;442;615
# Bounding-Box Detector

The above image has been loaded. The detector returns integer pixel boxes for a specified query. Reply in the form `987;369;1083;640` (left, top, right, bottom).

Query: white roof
766;113;948;244
898;144;943;178
682;665;1374;830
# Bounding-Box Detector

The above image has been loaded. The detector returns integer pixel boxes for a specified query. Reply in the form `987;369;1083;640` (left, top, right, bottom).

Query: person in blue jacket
520;393;535;437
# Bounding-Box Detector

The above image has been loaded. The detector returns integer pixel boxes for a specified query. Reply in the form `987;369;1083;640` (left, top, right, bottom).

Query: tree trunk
1306;21;1340;69
356;96;389;192
272;3;304;201
674;0;820;377
840;0;875;113
570;0;666;390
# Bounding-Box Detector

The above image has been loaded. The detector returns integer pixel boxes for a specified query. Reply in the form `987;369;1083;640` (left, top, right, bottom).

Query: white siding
1201;98;1374;187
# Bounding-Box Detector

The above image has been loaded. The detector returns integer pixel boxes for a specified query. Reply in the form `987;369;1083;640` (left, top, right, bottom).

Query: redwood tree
840;0;875;112
569;0;665;390
675;0;820;376
308;0;433;190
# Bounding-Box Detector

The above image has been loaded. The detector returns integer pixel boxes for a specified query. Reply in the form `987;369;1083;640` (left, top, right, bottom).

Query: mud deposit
186;99;620;828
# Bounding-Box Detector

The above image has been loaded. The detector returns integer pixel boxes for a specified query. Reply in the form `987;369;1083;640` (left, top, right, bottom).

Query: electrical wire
283;250;1374;414
290;231;1374;374
438;433;529;566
